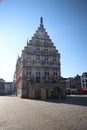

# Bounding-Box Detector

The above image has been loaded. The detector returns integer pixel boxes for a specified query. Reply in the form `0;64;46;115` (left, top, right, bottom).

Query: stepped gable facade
16;17;65;99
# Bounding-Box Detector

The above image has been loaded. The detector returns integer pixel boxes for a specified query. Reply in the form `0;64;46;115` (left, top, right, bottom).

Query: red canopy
80;88;87;92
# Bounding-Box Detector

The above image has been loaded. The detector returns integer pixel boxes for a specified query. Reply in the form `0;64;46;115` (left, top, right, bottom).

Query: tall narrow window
36;47;40;53
82;79;84;82
53;57;56;64
44;47;48;54
44;56;48;64
36;72;40;83
86;83;87;87
36;55;40;64
83;84;84;87
28;56;31;63
53;71;58;80
44;72;49;80
26;71;32;80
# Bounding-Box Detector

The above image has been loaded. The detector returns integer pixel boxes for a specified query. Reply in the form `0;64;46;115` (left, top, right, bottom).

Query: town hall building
15;17;66;99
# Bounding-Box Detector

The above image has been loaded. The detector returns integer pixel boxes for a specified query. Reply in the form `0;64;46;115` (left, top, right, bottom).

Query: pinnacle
40;17;44;28
40;17;43;25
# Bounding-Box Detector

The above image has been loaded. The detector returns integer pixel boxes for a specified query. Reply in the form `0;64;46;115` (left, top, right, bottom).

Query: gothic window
27;56;31;63
36;72;40;76
26;71;32;80
36;47;40;53
36;40;40;46
44;40;47;45
36;72;40;83
44;56;48;64
53;72;58;80
82;79;84;82
45;72;49;76
25;55;31;64
44;40;50;46
44;47;49;54
53;57;56;64
44;72;49;80
36;55;40;64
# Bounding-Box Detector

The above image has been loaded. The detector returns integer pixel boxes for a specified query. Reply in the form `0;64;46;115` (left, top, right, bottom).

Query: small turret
40;17;44;28
27;38;28;45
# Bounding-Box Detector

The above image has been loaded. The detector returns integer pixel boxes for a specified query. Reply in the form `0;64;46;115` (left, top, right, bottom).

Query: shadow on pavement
1;95;87;107
44;95;87;106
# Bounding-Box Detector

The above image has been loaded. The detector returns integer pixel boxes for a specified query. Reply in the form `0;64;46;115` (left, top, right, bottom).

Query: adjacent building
5;82;13;95
0;78;5;95
66;75;81;94
81;72;87;93
15;17;66;99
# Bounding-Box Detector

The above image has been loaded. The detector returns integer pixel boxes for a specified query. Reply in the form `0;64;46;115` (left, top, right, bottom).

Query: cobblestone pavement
0;95;87;130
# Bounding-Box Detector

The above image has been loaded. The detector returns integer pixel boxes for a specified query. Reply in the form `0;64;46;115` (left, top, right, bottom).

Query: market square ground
0;95;87;130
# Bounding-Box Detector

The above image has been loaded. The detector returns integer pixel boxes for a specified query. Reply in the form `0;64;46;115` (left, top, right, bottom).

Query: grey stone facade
16;17;66;99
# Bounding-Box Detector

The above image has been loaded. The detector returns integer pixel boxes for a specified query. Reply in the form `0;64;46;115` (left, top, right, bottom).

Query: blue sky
0;0;87;82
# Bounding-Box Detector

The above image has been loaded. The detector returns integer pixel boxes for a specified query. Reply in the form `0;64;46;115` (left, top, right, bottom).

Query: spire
27;38;28;45
40;17;43;25
40;17;43;28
